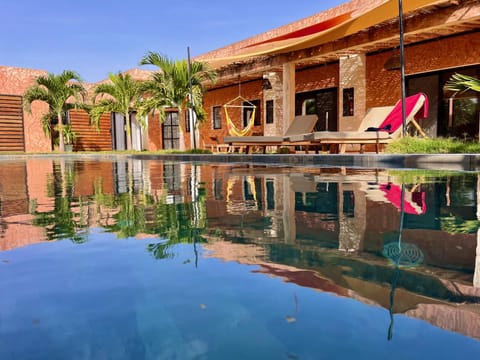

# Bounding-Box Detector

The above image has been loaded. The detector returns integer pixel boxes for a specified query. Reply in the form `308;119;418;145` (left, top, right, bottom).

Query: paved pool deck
2;153;479;171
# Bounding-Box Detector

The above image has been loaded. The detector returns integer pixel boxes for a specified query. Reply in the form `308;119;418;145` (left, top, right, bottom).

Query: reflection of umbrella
379;182;426;215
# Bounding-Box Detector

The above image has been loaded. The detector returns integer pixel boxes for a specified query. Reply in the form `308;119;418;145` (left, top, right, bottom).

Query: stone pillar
262;72;283;137
282;62;296;135
339;54;366;131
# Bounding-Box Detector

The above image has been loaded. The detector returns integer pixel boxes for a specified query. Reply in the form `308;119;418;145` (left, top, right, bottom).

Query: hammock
223;96;256;137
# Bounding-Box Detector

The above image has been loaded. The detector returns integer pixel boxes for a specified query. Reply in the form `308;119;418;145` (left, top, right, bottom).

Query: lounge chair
299;93;428;154
366;182;426;215
223;114;318;153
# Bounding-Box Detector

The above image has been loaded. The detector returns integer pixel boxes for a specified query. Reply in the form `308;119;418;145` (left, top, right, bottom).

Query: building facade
0;0;479;152
196;0;480;150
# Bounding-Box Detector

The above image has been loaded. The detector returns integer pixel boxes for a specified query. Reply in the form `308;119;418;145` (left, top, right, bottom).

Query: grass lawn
386;137;480;154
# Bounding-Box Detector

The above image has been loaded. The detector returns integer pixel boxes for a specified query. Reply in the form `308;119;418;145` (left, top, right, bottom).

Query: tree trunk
125;112;132;150
58;111;65;152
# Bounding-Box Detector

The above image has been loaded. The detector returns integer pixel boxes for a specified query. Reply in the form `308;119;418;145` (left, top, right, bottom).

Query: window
213;106;222;129
302;99;317;115
266;100;274;124
162;112;180;150
343;88;354;116
243;100;261;127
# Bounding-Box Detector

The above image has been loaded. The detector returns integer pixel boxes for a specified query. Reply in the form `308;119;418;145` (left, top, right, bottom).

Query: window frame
212;106;222;129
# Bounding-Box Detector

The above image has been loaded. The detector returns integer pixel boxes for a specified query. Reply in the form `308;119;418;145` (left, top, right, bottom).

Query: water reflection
1;158;480;343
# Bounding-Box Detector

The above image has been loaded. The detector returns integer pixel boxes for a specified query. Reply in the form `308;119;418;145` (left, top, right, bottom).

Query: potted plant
62;125;77;152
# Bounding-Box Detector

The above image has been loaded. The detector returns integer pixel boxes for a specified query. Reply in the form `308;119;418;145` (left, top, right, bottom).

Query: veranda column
282;62;296;134
339;54;366;131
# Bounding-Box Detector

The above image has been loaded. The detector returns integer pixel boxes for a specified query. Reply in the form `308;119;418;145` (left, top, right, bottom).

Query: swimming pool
0;158;479;359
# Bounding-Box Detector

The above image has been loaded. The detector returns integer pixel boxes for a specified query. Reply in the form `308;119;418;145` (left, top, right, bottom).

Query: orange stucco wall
147;112;162;151
0;66;51;152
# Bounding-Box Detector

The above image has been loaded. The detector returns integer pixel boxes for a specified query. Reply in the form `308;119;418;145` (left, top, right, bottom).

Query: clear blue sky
1;0;344;83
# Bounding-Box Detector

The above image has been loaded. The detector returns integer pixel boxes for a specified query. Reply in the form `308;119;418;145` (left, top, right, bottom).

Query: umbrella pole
398;0;407;137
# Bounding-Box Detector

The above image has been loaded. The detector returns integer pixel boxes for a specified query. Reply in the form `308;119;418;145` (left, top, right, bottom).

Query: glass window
243;100;261;127
162;112;180;150
342;88;354;116
302;99;317;115
213;106;222;129
266;100;274;124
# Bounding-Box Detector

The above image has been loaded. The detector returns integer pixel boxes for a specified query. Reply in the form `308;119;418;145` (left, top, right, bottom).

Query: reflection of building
1;160;480;340
204;165;480;340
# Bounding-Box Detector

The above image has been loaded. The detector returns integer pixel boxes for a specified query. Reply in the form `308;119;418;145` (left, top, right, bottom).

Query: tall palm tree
139;52;216;143
23;70;85;152
90;72;145;150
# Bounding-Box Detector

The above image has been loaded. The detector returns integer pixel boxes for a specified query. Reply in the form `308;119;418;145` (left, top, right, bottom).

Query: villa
0;0;479;153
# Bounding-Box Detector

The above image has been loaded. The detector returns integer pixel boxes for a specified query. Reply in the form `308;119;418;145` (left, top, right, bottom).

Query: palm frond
445;73;480;93
23;86;52;113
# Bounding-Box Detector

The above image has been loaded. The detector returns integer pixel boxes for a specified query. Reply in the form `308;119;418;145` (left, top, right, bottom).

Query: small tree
90;72;145;150
139;52;216;147
23;70;85;152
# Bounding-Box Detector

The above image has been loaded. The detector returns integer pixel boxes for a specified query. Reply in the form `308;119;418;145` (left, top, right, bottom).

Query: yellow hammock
223;96;256;137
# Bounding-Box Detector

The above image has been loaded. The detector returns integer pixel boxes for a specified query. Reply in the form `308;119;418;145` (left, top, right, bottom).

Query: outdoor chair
297;93;428;154
223;114;318;153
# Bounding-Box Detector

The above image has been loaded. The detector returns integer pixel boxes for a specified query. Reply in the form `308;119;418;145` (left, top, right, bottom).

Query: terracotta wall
295;63;339;94
70;110;112;151
201;80;263;146
366;32;480;108
147;112;162;151
0;66;51;152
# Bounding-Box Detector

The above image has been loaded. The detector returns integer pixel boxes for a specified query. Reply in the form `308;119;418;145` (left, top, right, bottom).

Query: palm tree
90;72;145;150
445;73;480;93
139;52;216;146
23;70;85;152
445;74;480;141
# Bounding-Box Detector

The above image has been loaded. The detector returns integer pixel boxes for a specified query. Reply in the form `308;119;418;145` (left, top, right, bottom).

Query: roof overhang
201;0;480;88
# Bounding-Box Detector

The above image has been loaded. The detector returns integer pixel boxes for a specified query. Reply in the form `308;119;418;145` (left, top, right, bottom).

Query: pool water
0;158;479;359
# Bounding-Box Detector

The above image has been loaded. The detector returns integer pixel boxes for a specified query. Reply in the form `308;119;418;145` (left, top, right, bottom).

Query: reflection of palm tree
95;167;208;261
31;161;88;243
90;72;146;150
